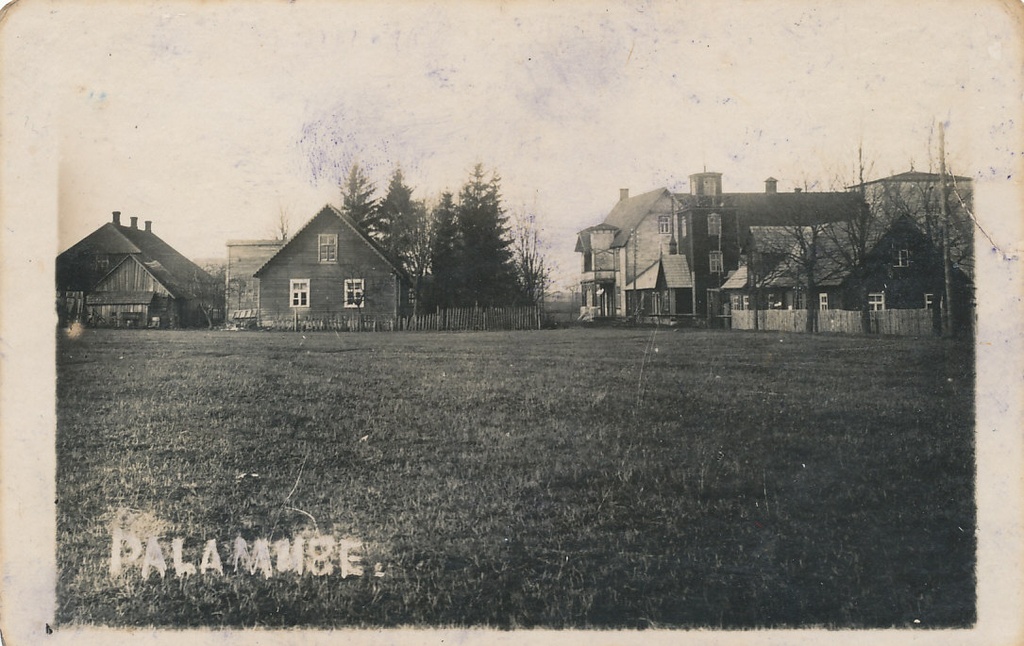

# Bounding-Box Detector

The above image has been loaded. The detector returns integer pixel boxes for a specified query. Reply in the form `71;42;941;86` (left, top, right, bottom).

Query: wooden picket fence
259;305;541;332
731;308;938;337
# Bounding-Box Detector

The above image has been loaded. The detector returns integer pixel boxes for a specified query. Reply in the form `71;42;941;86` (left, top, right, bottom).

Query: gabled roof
721;266;748;290
661;255;693;288
57;220;213;295
598;188;673;248
625;255;693;290
253;204;410;281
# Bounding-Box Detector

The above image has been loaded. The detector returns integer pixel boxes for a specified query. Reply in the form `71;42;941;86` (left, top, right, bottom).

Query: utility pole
939;122;954;337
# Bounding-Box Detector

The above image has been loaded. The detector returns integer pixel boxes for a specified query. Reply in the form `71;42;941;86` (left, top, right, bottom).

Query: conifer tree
428;191;462;309
455;164;519;307
340;162;381;235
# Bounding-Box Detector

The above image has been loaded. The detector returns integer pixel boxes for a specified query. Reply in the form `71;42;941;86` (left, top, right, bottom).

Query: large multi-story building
575;172;864;323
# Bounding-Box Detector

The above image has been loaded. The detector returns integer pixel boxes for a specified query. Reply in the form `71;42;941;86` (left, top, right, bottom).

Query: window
894;248;910;267
868;292;885;311
924;293;934;310
658;215;671;234
707;213;722;237
290;279;309;307
344;279;365;308
679;215;688;238
583;252;592;272
319;234;338;263
709;250;724;273
819;293;829;310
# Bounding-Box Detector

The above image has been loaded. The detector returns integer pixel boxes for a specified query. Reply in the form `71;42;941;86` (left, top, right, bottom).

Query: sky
10;0;1021;288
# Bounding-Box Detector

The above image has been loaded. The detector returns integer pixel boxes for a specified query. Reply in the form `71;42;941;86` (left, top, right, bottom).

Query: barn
252;205;412;327
56;212;218;328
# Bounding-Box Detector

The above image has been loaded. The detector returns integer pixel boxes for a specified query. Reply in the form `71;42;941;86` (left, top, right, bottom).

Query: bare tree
190;263;225;329
510;209;551;307
267;205;292;242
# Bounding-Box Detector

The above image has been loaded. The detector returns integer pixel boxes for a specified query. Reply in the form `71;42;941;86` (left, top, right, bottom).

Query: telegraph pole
939;122;954;337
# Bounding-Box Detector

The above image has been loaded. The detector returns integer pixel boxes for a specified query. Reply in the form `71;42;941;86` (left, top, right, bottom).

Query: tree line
337;162;550;314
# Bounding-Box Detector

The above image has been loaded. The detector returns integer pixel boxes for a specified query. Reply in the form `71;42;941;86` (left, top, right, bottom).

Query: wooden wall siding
731;308;938;336
93;257;172;296
257;212;401;320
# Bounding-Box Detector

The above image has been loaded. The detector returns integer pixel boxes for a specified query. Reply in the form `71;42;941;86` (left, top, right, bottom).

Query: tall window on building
894;248;910;267
318;234;338;263
709;250;724;273
290;279;309;307
707;213;722;236
658;215;671;234
868;292;885;311
924;293;934;310
344;279;365;308
679;215;688;238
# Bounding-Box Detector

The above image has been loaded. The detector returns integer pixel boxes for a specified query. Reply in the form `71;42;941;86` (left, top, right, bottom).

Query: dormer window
707;213;722;237
319;234;338;263
894;249;910;267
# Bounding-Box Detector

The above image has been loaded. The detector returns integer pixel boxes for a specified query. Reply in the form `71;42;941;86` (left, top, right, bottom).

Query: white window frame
707;213;722;237
709;250;724;273
658;215;671;235
924;293;934;310
344;278;365;308
819;293;829;310
894;248;910;267
679;215;688;238
290;279;310;308
318;234;338;263
868;292;885;311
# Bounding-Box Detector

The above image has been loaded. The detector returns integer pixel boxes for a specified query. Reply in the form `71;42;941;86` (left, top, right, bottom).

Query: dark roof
57;221;214;295
253;204;410;281
721;191;865;227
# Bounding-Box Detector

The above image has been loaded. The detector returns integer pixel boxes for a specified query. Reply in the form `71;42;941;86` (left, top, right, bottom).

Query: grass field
55;327;975;629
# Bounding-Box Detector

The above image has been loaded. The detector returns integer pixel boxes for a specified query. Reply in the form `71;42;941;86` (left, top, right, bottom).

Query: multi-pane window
819;293;829;310
319;234;338;263
290;279;309;307
707;213;722;236
709;250;724;273
344;279;365;308
868;292;885;311
658;215;671;234
894;248;910;267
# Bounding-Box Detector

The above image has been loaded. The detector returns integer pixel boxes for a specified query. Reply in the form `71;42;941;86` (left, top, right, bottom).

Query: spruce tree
456;164;518;307
340;162;381;235
428;191;462;310
378;168;415;255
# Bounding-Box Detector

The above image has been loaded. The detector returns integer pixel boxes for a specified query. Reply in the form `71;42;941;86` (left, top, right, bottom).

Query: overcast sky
15;0;1021;287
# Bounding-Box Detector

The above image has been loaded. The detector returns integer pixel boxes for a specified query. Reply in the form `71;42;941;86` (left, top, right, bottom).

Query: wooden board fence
732;308;938;337
259;306;541;332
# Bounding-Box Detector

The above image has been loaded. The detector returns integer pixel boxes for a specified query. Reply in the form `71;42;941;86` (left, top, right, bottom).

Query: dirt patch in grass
55;328;975;628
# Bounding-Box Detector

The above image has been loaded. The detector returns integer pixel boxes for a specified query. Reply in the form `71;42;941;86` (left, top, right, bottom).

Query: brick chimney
620;188;629;201
794;187;802;193
764;177;778;194
130;216;138;229
112;211;121;225
144;220;152;232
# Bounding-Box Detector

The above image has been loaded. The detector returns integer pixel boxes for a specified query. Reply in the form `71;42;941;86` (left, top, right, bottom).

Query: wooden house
576;173;864;324
56;212;218;328
252;205;412;326
722;215;973;334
